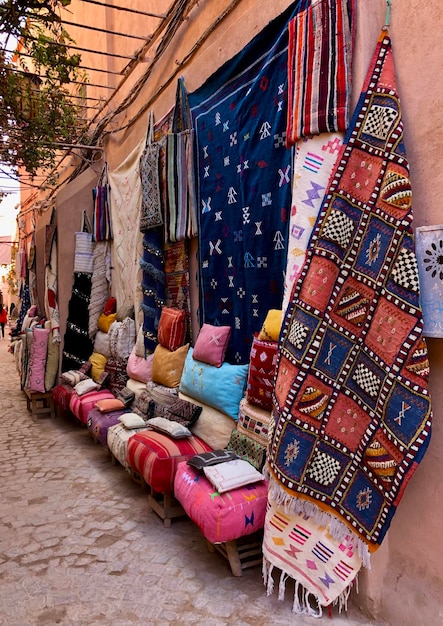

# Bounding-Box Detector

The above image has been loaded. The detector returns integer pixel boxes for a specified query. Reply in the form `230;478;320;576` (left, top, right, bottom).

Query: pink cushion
193;323;231;367
126;430;212;494
246;334;278;410
126;346;154;383
69;389;115;424
28;327;50;393
157;307;187;352
174;462;268;543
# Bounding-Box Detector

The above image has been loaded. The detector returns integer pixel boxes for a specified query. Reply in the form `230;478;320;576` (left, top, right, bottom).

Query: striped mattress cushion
69;389;115;424
126;430;212;494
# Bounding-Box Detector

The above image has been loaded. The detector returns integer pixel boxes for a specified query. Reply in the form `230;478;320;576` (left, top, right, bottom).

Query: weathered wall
51;1;442;623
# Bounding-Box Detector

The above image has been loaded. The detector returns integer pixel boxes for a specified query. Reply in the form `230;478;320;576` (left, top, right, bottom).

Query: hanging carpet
265;32;432;611
283;131;344;313
188;4;298;364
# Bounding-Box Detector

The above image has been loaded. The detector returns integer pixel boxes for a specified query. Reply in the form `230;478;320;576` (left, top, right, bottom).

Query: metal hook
382;0;392;31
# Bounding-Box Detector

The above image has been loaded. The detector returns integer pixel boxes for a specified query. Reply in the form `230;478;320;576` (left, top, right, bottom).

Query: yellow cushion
152;343;189;388
89;352;108;382
258;309;283;342
97;312;117;333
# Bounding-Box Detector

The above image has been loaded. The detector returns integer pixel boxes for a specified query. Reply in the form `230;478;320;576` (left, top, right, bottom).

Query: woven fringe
140;259;166;284
266;474;371;568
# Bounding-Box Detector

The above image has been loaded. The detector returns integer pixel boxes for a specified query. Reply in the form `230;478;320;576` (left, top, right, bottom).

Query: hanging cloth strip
74;209;95;275
92;163;113;242
139;110;163;232
165;77;198;242
286;0;355;146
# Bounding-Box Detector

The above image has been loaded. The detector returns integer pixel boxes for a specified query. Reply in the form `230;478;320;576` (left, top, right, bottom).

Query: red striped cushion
69;389;115;424
52;383;73;411
126;430;212;494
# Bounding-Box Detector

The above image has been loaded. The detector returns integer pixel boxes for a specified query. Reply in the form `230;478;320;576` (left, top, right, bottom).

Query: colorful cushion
44;322;59;392
126;346;154;383
74;378;99;396
95;398;126;413
180;391;236;450
246;334;278;410
119;412;148;429
187;449;238;470
102;296;116;315
146;381;179;406
164;398;202;428
28;327;50;393
97;312;117;333
61;369;89;386
107;423;148;470
157;307;187;352
109;317;136;360
257;309;283;342
133;390;152;417
174;462;268;544
226;429;266;471
146;417;191;439
87;408;127;446
126;377;147;400
179;348;248;421
52;383;73;411
151;343;189;388
192;323;231;367
104;355;129;395
116;386;135;407
69;389;115;424
126;430;212;494
93;330;111;358
237;397;272;448
89;352;108;382
203;459;265;494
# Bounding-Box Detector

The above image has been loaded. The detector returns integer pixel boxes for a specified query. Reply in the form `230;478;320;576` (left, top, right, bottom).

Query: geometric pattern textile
283;132;344;313
286;0;354;146
263;492;362;615
174;461;269;545
267;32;432;581
189;5;296;364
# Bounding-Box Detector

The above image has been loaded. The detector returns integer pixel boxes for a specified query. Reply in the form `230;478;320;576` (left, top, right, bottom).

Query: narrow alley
0;337;383;626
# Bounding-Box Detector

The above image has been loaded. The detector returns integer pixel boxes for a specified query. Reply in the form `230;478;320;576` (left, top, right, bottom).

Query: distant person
9;302;16;318
0;304;8;339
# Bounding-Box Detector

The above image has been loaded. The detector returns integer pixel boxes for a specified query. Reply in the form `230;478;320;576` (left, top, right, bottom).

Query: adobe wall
54;1;442;623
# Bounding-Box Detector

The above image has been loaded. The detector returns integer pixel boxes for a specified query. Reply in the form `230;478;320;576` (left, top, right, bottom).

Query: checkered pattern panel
307;451;341;486
362;104;398;140
391;247;420;292
288;320;309;350
353;363;381;398
321;209;355;249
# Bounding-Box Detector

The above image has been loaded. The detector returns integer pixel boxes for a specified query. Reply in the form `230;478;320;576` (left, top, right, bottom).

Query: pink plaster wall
351;2;443;624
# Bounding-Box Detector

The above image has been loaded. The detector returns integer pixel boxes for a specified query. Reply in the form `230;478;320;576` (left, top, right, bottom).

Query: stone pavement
0;337;386;626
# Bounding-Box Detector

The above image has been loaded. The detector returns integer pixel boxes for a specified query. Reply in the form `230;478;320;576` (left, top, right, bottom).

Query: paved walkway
0;337;385;626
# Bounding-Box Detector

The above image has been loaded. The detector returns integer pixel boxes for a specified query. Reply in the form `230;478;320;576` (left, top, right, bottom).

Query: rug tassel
266;562;275;596
293;581;304;614
278;571;288;601
305;590;322;618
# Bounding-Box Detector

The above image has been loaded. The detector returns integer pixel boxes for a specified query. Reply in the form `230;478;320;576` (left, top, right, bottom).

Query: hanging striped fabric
286;0;355;146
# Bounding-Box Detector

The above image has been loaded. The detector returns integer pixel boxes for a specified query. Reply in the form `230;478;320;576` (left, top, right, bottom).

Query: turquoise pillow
179;348;248;421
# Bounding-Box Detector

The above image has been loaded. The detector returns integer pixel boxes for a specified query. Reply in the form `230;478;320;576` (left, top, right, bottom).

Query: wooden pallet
207;532;263;577
25;389;56;420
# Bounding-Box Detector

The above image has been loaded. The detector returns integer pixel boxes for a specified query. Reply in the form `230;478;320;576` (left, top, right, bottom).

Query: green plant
0;0;87;176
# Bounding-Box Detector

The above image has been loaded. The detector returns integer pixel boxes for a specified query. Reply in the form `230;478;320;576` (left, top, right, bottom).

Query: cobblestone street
0;337;384;626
